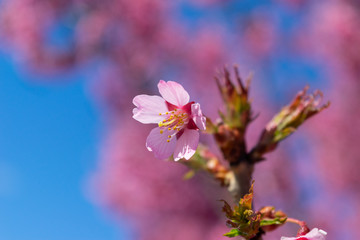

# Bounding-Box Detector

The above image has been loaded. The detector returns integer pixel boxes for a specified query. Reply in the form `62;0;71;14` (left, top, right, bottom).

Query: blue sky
0;51;129;240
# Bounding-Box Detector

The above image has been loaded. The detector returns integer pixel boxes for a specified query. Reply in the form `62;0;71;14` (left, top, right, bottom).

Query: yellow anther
160;130;163;134
173;126;177;130
168;127;171;130
166;112;169;115
159;113;162;115
167;139;170;143
168;135;171;138
159;117;176;127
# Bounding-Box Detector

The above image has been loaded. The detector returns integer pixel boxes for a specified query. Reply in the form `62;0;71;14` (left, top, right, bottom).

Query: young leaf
221;181;261;239
224;229;242;238
259;206;288;232
260;217;287;227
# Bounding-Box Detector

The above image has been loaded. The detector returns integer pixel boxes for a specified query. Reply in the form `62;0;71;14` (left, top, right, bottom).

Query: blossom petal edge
191;103;206;131
281;228;327;240
146;127;177;160
158;80;190;107
173;129;199;161
133;95;168;124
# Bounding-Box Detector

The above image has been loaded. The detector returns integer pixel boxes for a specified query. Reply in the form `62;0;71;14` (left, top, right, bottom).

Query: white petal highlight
173;129;199;161
305;228;327;240
146;127;177;160
157;80;190;107
191;103;206;131
132;95;168;124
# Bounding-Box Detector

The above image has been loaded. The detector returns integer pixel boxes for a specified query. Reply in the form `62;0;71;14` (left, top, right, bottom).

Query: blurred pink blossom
2;0;358;239
92;118;229;240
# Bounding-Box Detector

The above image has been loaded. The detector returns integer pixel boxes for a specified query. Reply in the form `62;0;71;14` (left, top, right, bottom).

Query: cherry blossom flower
281;228;327;240
133;80;206;161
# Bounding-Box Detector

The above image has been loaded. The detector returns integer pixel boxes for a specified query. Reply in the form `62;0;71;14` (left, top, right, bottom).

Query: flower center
158;109;189;142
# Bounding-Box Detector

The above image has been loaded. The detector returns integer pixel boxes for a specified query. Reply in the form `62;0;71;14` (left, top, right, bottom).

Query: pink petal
281;236;303;240
281;228;327;240
303;228;327;240
146;127;177;160
157;80;190;107
191;103;206;131
173;129;199;161
133;95;168;124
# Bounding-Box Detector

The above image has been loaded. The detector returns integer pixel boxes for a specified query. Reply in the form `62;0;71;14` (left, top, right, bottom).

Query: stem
286;218;310;236
230;161;254;201
232;158;267;240
230;159;259;240
233;166;261;240
286;218;304;226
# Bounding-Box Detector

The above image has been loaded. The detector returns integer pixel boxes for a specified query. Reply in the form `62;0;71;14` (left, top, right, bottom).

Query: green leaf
260;217;287;227
274;127;296;142
224;229;242;237
221;181;261;239
258;206;288;233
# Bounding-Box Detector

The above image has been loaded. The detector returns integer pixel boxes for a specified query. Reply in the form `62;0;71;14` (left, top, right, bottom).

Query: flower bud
250;86;329;162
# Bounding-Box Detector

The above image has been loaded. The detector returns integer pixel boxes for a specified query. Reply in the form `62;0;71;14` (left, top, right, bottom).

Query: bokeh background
0;0;359;239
